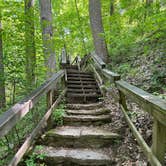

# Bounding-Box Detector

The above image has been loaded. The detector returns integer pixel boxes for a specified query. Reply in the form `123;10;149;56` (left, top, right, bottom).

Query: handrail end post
152;118;166;165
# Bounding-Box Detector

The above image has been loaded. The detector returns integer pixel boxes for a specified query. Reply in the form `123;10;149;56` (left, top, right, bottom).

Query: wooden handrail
61;48;68;67
90;52;106;69
80;54;91;68
70;55;81;71
116;80;166;126
71;56;78;65
120;105;162;166
0;70;65;137
87;52;166;165
8;89;66;166
102;69;120;83
76;56;81;71
116;80;166;165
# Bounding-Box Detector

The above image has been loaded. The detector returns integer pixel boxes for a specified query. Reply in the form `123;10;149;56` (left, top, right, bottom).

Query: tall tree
39;0;56;78
144;0;153;20
0;11;6;108
74;0;87;54
110;0;114;16
146;0;153;5
89;0;109;63
24;0;36;90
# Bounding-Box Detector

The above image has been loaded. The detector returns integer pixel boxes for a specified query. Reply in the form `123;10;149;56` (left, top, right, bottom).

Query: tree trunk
89;0;109;63
110;0;114;16
39;0;56;78
144;0;153;20
24;0;36;90
0;12;6;108
146;0;153;5
74;0;87;54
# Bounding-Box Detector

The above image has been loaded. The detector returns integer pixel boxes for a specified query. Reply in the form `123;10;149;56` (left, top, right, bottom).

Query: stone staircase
34;68;120;166
66;69;101;103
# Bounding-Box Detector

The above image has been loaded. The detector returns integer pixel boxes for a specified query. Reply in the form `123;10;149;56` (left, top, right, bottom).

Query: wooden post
152;118;166;165
119;91;128;110
53;89;57;102
46;90;53;128
47;90;53;109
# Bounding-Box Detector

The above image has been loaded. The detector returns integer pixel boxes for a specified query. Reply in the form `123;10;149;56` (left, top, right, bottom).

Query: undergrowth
53;104;65;126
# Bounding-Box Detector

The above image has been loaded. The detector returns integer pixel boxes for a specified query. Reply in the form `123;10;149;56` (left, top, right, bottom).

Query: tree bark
146;0;153;5
24;0;36;90
144;0;153;20
110;0;114;16
39;0;56;78
74;0;87;54
0;12;6;108
89;0;109;63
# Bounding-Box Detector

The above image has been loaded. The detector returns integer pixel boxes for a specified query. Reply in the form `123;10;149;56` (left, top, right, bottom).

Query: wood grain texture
116;80;166;126
91;52;106;69
0;70;64;137
8;89;66;166
120;105;162;166
152;119;166;165
102;68;120;83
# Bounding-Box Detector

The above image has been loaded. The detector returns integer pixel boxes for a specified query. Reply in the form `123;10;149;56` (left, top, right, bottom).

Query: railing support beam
47;90;53;109
152;119;166;165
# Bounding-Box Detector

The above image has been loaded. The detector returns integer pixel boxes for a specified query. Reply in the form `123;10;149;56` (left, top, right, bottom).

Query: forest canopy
0;1;166;165
0;0;166;109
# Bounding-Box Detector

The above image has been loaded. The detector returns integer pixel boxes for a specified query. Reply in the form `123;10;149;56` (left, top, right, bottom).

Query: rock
41;126;120;148
66;102;103;110
34;146;114;166
66;108;110;116
63;114;111;126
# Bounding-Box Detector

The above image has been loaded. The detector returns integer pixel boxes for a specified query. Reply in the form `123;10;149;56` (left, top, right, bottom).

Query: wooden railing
86;52;166;166
1;50;165;166
60;48;69;68
0;70;65;166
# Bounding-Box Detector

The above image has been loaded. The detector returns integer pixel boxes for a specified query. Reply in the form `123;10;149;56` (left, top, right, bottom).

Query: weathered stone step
67;69;92;75
66;102;103;110
41;126;120;148
66;65;78;69
67;88;100;94
67;80;96;85
67;73;93;78
67;93;100;98
66;108;109;115
67;84;98;89
34;146;113;165
67;77;95;81
63;114;111;126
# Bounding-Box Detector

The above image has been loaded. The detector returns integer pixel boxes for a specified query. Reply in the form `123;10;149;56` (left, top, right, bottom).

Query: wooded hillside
0;0;166;166
0;1;165;111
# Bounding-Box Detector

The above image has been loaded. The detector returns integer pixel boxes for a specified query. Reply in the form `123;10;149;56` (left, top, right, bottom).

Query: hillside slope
111;35;166;98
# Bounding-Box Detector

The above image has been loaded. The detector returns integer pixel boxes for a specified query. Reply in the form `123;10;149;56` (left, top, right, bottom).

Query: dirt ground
101;91;153;166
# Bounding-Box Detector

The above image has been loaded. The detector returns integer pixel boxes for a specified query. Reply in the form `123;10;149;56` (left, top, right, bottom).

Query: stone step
67;80;96;85
66;108;110;116
66;93;100;98
66;102;103;110
67;73;93;78
67;77;95;81
67;84;98;89
63;114;111;126
67;88;100;94
66;97;99;104
66;65;78;70
67;69;92;75
34;146;114;165
41;126;120;148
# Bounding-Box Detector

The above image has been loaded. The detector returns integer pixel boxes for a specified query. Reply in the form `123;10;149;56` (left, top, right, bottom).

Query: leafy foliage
0;0;165;165
25;146;46;166
53;104;65;126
